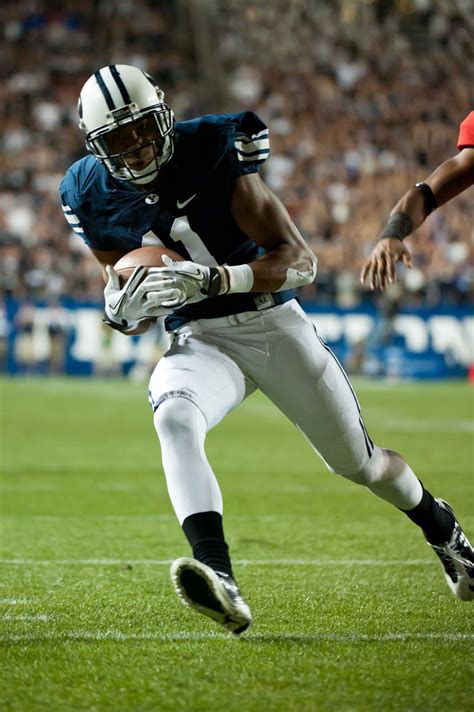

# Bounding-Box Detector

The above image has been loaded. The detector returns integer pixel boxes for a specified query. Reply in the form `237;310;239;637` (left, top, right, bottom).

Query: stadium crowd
1;0;472;309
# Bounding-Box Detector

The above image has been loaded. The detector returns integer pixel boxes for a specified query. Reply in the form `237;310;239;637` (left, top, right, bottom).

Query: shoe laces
217;573;246;605
434;524;474;581
435;548;459;582
449;526;473;561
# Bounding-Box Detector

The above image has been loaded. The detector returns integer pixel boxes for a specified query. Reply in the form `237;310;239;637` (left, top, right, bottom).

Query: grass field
1;376;473;711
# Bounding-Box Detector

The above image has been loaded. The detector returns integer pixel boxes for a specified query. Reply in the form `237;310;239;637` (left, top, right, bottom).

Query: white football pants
149;300;422;523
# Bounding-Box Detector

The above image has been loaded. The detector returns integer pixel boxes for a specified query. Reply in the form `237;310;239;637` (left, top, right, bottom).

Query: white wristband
225;264;254;294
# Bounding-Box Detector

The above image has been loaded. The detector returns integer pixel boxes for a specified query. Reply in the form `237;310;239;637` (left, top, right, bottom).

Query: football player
60;67;474;634
361;111;474;290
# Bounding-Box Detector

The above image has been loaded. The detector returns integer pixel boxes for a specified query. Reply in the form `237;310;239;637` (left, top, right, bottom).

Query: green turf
1;376;473;711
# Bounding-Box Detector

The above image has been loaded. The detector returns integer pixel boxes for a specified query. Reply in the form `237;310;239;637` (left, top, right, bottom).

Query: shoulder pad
173;112;269;191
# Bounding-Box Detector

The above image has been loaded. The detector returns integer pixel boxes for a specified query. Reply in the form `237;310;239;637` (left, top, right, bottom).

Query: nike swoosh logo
175;268;204;280
176;194;197;209
110;292;127;316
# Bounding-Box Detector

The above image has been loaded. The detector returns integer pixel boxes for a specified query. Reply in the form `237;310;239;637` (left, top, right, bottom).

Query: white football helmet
78;64;175;186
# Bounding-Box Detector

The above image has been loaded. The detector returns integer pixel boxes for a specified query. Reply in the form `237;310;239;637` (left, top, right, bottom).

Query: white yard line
377;418;473;433
3;513;473;522
1;514;176;521
0;598;34;604
1;614;51;622
0;558;435;566
0;631;472;643
0;484;161;493
241;400;474;432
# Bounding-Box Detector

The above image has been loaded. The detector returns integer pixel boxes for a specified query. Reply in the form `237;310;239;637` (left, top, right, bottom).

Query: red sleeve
457;112;474;150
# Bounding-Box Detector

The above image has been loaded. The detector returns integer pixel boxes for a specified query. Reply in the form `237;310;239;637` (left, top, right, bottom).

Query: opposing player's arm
361;147;474;291
230;172;317;292
389;148;474;230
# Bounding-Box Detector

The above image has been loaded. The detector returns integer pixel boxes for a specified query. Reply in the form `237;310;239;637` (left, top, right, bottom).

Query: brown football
114;245;184;285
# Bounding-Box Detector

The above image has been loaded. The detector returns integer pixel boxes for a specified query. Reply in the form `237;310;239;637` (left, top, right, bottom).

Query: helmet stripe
110;65;132;105
94;70;115;110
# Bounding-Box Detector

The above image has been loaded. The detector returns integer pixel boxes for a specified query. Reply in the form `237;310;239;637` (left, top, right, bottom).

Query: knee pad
148;386;199;414
153;392;206;444
337;446;385;486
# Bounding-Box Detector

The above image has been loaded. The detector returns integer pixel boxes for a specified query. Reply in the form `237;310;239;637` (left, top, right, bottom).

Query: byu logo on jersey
145;194;159;205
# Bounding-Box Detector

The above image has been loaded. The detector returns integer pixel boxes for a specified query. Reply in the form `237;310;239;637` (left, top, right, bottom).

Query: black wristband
206;267;223;297
206;267;230;297
378;212;414;241
415;182;438;215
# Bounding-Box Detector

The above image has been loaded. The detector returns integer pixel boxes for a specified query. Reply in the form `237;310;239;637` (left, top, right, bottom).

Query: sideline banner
1;299;472;378
303;303;472;379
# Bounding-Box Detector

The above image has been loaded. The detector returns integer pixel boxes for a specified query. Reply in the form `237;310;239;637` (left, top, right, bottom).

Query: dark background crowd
1;0;473;310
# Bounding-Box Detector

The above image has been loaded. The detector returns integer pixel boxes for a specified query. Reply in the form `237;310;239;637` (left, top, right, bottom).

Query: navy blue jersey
60;112;295;328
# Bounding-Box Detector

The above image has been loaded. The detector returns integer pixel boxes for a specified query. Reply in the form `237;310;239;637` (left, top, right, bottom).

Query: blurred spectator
0;0;472;308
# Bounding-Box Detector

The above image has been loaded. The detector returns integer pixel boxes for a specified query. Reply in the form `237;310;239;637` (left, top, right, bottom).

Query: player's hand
360;238;412;291
104;265;170;328
142;255;213;308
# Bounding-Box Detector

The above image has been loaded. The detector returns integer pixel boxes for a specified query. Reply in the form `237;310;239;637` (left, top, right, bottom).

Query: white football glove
143;255;228;308
104;265;170;331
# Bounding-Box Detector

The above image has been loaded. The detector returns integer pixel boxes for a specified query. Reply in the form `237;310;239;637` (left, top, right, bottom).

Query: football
114;245;184;285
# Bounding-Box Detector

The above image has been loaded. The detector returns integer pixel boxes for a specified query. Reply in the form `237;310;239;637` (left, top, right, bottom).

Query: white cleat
427;500;474;601
170;557;252;634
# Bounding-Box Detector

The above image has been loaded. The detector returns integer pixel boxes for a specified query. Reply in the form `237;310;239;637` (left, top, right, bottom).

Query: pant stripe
314;327;373;457
359;416;374;457
314;328;361;413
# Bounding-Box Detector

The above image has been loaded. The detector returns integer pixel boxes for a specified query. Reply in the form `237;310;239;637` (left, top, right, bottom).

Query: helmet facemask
85;107;174;186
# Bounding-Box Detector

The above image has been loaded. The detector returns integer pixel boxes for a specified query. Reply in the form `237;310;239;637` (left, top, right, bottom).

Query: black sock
400;486;455;545
181;511;233;576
